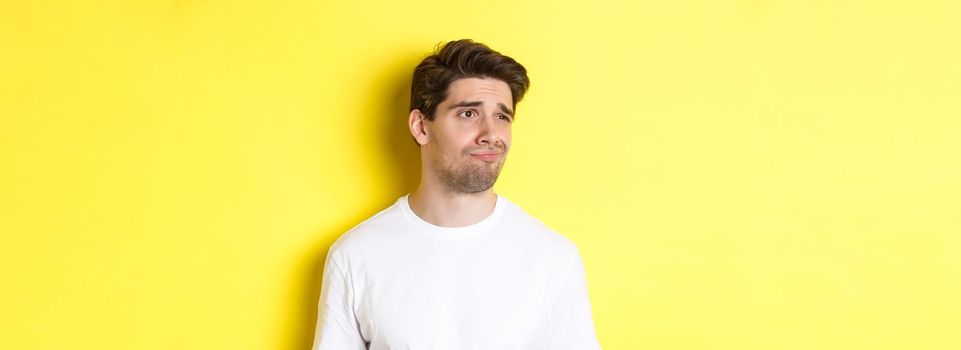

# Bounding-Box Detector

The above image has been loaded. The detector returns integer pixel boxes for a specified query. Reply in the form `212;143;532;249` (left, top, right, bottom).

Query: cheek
501;127;512;147
440;137;470;158
439;124;472;145
452;132;477;152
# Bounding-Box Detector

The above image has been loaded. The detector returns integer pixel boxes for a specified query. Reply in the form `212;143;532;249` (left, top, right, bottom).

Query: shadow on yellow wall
290;57;421;349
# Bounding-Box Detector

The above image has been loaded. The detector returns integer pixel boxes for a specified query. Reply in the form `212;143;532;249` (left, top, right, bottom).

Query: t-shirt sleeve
547;248;603;349
311;248;368;350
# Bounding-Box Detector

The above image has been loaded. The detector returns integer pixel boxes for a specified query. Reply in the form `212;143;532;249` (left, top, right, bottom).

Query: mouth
470;152;502;162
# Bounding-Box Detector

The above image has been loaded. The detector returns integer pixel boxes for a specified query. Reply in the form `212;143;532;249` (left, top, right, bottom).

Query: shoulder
325;198;407;263
499;197;589;296
499;196;580;259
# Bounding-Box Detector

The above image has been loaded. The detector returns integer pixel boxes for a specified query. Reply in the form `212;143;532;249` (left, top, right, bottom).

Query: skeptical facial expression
425;77;514;194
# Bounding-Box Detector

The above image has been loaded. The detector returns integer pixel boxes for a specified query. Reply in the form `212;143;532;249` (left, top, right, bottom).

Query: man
311;39;602;350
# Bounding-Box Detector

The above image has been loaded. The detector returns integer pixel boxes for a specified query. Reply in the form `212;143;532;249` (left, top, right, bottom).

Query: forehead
442;77;512;106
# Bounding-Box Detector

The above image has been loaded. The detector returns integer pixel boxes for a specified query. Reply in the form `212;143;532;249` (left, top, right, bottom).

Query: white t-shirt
311;193;602;350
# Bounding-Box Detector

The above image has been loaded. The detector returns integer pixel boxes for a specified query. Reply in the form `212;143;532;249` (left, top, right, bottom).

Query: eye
499;114;513;122
460;110;476;118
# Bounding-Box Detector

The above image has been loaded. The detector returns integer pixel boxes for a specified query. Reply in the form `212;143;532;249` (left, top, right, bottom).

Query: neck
408;184;497;228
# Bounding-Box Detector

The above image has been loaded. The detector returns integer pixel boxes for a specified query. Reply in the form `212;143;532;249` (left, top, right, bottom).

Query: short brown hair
410;39;530;121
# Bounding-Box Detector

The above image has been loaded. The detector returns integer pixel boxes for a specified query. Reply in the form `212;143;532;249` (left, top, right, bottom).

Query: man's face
424;77;514;194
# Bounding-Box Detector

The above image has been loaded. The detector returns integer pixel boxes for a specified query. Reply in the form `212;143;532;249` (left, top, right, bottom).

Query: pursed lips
470;151;503;161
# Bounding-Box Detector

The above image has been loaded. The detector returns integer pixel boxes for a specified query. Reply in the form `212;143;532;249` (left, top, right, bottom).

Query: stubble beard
432;146;506;194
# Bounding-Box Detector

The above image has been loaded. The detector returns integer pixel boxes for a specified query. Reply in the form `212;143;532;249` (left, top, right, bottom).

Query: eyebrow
447;100;515;117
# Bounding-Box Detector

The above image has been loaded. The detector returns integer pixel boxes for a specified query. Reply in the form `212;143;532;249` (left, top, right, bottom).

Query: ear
408;109;430;146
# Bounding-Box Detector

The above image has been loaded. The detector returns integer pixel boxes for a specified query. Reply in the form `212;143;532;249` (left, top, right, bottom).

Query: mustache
464;143;507;154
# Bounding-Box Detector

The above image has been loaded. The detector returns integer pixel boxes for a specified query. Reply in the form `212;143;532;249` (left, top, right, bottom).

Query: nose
476;114;500;146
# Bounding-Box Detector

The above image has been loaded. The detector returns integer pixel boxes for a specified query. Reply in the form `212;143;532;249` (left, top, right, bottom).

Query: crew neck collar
397;193;506;239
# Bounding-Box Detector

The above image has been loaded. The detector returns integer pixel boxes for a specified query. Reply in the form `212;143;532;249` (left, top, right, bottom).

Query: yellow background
2;0;959;349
